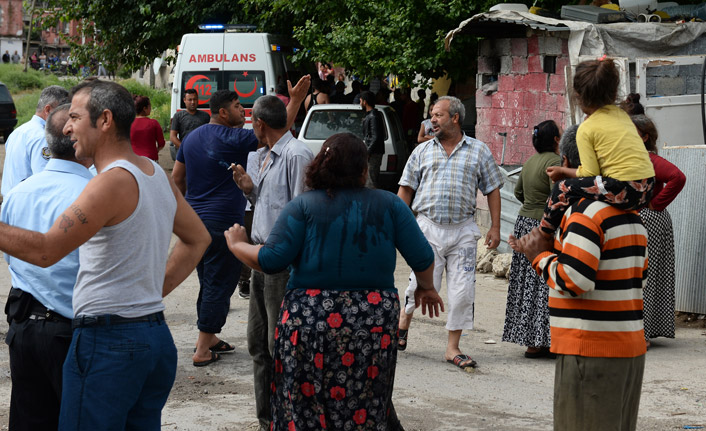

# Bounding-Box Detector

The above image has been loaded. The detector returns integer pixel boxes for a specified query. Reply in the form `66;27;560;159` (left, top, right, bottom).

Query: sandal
192;340;235;354
209;340;235;353
398;329;409;351
447;354;477;369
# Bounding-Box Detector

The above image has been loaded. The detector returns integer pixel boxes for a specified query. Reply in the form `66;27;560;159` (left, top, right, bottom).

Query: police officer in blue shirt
1;85;69;198
1;103;93;431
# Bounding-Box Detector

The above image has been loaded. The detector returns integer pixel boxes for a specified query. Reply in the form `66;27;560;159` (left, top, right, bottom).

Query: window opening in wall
543;55;557;74
481;74;497;86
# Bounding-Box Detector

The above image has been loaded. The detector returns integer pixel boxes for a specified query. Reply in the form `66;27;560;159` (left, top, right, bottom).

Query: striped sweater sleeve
532;209;601;297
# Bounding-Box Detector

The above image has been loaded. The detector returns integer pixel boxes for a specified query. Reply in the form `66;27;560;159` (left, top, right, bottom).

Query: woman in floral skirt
226;133;444;430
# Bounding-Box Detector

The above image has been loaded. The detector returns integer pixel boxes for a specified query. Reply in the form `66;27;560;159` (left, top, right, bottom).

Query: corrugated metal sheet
445;12;571;49
661;146;706;314
498;167;522;254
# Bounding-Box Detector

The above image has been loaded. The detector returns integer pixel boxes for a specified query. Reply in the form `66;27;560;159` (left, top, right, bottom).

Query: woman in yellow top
540;57;655;236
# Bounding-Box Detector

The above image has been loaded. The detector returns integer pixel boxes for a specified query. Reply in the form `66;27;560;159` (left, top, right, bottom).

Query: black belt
72;311;165;329
28;307;71;324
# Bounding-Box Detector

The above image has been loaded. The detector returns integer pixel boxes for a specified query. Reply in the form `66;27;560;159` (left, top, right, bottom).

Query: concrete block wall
644;63;704;96
475;34;569;165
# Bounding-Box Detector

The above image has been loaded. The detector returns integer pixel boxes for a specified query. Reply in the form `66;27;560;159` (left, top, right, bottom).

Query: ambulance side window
181;71;221;110
271;53;286;91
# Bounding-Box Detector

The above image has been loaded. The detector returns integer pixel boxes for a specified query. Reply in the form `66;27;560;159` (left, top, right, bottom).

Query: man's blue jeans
196;219;242;333
59;318;177;431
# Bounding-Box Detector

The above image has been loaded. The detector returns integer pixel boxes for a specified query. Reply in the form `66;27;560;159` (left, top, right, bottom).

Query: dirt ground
0;145;705;430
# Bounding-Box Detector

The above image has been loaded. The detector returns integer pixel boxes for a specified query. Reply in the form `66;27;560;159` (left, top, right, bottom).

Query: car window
377;110;390;141
0;86;12;103
384;109;403;141
304;110;366;140
303;109;392;141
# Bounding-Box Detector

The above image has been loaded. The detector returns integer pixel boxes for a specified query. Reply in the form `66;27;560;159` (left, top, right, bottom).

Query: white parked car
297;104;409;192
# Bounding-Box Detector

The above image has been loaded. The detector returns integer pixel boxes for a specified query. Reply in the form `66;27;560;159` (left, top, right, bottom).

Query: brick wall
0;0;24;37
475;34;570;165
40;15;85;46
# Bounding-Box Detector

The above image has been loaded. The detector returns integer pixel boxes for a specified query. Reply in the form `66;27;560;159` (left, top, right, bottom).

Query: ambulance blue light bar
199;24;225;31
198;24;258;32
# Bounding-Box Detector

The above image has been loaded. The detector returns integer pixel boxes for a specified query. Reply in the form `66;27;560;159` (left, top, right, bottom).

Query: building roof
446;13;570;41
446;11;706;61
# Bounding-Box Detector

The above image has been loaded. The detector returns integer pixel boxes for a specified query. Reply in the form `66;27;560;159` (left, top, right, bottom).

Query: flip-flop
398;329;409;351
209;340;235;353
447;354;477;369
192;340;235;353
193;351;221;367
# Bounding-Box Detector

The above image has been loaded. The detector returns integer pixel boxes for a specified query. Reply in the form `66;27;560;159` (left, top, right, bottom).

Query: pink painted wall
475;35;570;165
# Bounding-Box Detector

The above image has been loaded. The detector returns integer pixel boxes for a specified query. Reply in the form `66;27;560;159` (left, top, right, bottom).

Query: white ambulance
170;31;308;128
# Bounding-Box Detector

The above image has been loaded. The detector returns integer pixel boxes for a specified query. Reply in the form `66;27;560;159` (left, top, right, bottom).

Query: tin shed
447;11;706;313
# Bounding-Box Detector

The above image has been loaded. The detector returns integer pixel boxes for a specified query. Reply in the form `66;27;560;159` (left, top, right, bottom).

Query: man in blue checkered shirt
397;96;503;370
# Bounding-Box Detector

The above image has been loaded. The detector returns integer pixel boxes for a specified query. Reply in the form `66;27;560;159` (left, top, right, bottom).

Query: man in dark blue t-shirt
173;77;311;368
174;90;255;367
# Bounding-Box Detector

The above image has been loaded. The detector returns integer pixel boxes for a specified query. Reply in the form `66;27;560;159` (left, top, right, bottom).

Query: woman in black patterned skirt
226;133;444;430
631;115;686;349
502;121;562;358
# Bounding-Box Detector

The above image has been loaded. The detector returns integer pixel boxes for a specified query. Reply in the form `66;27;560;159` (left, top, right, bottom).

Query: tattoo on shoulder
59;214;74;233
69;204;88;225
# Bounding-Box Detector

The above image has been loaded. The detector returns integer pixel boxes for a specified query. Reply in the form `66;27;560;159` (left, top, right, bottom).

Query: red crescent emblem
185;74;210;90
233;78;258;98
185;75;211;105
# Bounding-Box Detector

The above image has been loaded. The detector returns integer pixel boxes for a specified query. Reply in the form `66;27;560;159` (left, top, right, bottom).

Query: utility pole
23;0;36;73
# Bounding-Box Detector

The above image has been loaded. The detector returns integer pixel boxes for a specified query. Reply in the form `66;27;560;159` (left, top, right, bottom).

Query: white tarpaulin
445;10;706;66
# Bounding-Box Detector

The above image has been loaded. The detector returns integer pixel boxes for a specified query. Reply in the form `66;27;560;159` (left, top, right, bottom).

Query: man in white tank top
0;80;211;430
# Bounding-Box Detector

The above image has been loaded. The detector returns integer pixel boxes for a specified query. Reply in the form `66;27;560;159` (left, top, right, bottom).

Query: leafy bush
0;64;65;92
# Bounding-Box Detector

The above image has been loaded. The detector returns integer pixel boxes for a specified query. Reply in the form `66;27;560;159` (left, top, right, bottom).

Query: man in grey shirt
232;95;313;431
170;88;211;149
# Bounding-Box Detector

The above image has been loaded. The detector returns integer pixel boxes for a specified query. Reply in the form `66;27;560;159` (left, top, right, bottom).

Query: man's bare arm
169;130;182;149
163;176;210;297
285;75;311;131
397;185;415;206
0;169;139;267
172;161;187;196
485;188;501;249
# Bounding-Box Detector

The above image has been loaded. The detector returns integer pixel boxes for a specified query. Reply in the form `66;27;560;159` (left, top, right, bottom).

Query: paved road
0;145;704;430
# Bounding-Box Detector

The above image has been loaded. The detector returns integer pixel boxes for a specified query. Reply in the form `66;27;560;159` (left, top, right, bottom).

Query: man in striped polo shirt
510;126;648;431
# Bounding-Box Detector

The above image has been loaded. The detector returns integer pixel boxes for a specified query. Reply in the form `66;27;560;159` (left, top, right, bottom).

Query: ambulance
170;30;308;128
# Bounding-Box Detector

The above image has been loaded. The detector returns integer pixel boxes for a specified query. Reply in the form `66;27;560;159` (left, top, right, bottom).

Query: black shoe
237;280;250;299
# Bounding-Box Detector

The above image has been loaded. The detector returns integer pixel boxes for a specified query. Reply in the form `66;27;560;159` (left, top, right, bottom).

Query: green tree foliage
34;0;702;86
252;0;500;86
36;0;252;72
34;0;489;85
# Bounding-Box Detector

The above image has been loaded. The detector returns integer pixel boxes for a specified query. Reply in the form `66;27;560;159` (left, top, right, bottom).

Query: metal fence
662;145;706;314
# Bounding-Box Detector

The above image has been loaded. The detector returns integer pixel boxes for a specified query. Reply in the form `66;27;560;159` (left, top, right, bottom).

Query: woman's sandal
398;329;409;351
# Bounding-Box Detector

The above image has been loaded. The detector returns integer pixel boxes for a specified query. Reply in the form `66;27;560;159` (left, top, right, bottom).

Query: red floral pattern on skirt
270;289;400;431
